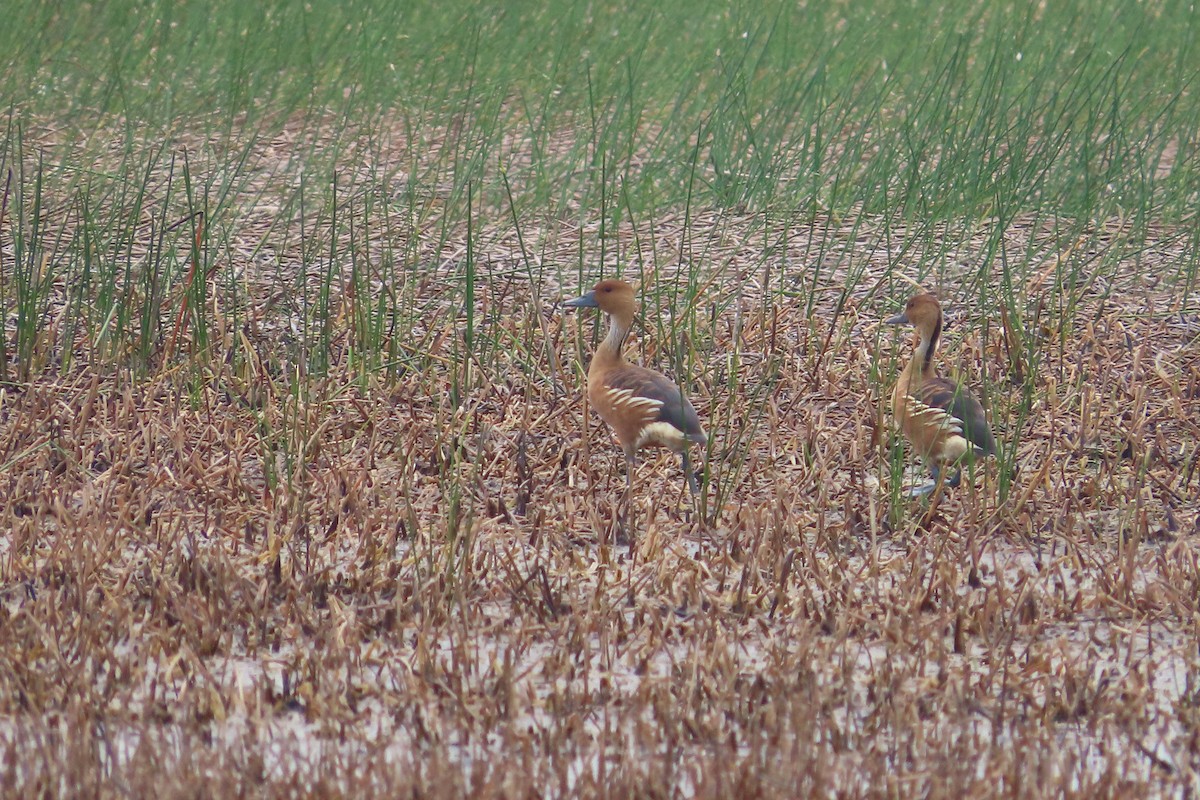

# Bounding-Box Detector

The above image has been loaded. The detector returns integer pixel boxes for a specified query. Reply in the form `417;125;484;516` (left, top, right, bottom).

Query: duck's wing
914;375;996;456
600;364;707;444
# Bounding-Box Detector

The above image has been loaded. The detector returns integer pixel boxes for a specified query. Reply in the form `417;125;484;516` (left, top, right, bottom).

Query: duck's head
886;293;943;333
563;279;637;318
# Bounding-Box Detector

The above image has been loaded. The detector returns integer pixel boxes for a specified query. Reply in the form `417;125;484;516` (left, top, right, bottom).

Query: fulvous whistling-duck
563;279;707;493
886;293;996;494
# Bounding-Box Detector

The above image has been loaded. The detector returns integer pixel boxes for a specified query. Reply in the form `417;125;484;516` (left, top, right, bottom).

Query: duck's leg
905;464;940;497
681;449;700;495
946;467;963;488
617;453;636;544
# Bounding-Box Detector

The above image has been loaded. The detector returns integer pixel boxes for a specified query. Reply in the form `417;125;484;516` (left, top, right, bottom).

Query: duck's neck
909;316;941;379
594;310;632;368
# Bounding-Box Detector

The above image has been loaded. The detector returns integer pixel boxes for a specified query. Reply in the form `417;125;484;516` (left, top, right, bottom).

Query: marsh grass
2;0;1200;796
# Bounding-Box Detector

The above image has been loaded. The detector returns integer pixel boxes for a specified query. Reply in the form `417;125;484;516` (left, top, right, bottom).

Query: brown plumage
886;293;995;493
562;280;707;493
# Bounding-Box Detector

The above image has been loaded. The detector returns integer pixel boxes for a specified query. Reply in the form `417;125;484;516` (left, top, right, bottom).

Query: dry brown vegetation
2;131;1200;799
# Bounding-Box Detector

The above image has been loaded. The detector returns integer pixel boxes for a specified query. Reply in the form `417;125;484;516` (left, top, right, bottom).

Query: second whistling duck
562;279;707;494
886;293;996;495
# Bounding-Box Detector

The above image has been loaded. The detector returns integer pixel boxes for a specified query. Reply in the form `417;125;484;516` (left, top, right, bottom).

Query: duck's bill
562;291;599;309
